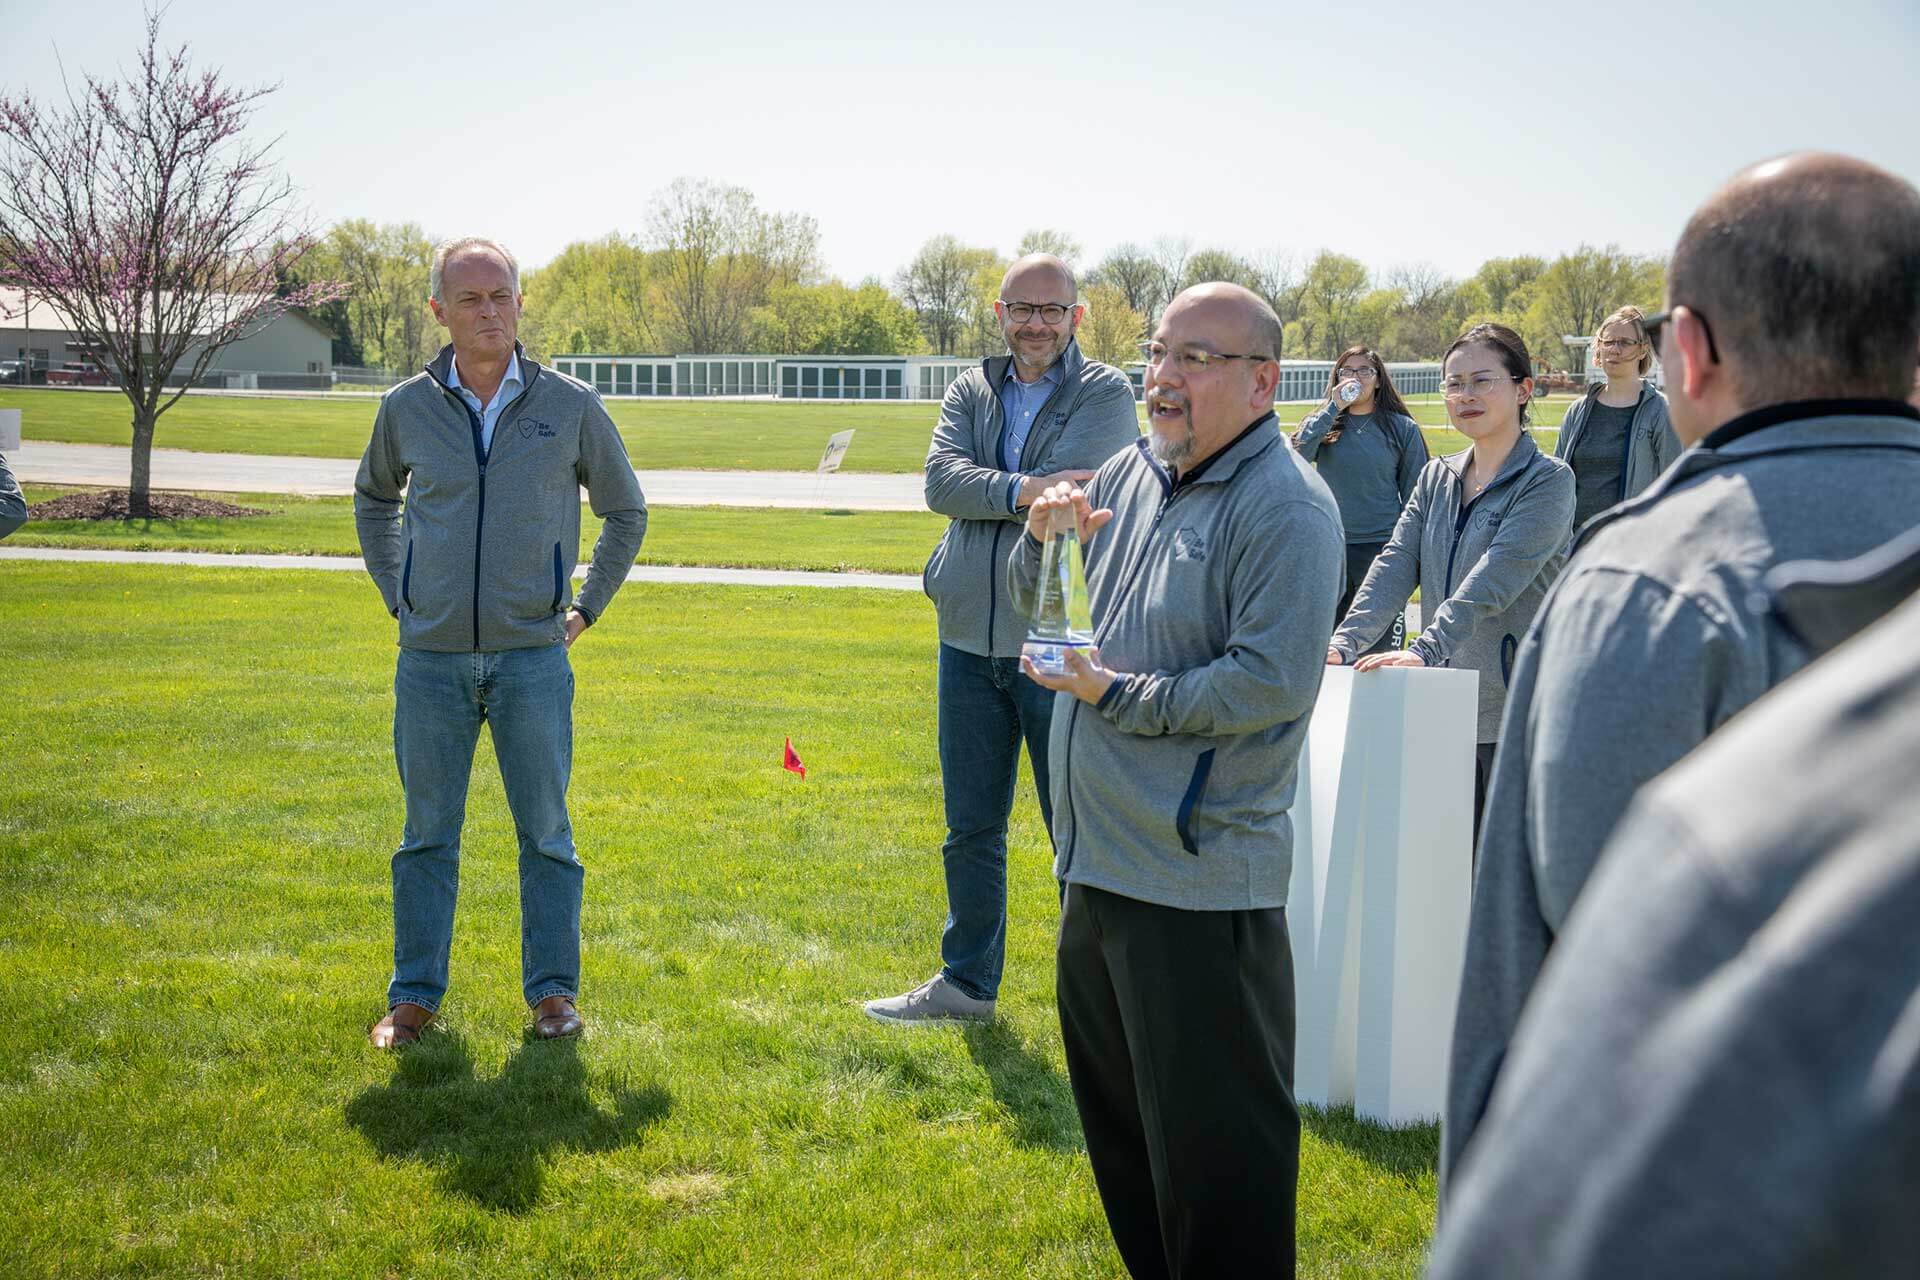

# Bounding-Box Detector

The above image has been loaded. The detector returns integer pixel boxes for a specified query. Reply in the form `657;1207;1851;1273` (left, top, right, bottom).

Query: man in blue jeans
866;254;1140;1023
354;237;646;1048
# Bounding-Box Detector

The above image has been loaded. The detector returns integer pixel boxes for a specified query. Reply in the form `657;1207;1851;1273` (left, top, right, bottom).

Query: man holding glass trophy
1012;283;1344;1277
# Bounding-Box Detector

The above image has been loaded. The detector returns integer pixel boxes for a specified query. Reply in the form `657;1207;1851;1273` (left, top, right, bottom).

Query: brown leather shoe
370;1002;435;1049
533;994;583;1040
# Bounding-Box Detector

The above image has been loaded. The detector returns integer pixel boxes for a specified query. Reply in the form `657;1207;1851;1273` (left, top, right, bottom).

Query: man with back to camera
354;237;647;1048
1014;283;1344;1277
865;253;1139;1025
1444;153;1920;1188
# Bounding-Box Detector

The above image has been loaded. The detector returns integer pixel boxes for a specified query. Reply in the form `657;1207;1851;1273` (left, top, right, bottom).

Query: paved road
7;441;929;510
0;546;923;592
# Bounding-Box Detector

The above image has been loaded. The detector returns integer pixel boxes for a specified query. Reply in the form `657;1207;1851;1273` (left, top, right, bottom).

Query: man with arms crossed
1445;153;1920;1185
1016;284;1343;1277
866;254;1138;1024
355;237;647;1047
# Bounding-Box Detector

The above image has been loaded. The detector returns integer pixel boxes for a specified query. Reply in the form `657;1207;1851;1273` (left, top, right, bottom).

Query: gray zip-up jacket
1444;400;1920;1190
0;451;24;540
1291;405;1429;543
354;344;648;652
1428;531;1920;1279
1553;378;1681;510
1330;434;1574;742
1007;417;1345;911
923;339;1140;657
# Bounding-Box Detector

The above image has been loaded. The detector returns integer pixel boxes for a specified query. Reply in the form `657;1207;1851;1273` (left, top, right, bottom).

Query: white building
548;352;977;401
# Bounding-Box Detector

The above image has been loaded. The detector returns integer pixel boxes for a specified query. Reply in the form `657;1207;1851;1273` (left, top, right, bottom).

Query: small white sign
0;409;20;452
816;429;854;474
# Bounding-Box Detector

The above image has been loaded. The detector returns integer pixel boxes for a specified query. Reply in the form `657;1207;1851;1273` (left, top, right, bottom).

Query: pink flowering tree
0;10;343;515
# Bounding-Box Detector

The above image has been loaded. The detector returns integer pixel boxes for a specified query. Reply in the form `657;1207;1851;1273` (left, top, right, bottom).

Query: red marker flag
783;737;807;780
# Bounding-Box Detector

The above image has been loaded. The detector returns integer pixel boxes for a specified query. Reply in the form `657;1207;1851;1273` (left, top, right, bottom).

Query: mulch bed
26;490;273;521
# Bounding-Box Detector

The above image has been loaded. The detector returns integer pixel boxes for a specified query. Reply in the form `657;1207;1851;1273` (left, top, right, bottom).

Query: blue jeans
936;643;1058;1001
388;644;580;1013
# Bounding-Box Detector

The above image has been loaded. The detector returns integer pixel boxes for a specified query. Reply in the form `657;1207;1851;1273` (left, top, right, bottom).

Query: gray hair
430;237;520;302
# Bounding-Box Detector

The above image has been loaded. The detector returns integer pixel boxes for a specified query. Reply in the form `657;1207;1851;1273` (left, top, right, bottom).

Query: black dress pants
1340;540;1403;656
1057;881;1299;1279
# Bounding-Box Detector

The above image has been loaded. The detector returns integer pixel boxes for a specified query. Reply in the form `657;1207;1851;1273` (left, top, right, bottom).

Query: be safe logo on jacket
1173;528;1208;562
519;419;558;440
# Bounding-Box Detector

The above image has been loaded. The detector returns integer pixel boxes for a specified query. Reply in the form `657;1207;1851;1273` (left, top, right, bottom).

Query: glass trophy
1022;506;1095;677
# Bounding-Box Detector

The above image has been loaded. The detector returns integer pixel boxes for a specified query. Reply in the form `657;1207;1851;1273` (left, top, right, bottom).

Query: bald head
1670;152;1920;405
1164;283;1284;364
1001;253;1077;302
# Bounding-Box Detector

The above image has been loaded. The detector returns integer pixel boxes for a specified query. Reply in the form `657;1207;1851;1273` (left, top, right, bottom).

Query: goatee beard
1149;422;1194;470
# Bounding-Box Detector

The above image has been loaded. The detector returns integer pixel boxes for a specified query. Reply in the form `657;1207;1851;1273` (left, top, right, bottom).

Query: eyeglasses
1641;309;1721;363
1335;366;1377;380
1138;341;1273;372
1595;337;1645;351
1000;300;1075;325
1441;374;1523;400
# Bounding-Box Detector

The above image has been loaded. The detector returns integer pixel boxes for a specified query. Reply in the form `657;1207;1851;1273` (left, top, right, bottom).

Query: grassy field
13;486;946;575
1;387;1560;472
0;563;1439;1278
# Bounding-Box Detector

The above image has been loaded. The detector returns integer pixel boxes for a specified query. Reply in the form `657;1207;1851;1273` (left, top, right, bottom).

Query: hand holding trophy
1021;482;1108;677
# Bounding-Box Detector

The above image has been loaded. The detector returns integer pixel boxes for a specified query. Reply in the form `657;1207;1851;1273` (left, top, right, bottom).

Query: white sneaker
863;973;996;1025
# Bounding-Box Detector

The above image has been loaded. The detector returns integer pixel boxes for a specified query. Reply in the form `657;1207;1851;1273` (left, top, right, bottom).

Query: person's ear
429;296;448;328
1253;359;1280;410
1671;306;1716;401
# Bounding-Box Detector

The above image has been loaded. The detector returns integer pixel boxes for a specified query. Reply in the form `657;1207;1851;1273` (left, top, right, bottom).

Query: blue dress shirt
449;350;524;456
999;360;1061;509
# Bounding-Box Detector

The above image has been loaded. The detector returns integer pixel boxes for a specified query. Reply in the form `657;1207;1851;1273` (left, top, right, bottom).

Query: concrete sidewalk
0;546;924;592
8;441;930;510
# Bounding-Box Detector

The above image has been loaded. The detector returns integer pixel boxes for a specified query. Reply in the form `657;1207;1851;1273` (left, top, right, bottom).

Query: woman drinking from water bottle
1293;346;1429;655
1326;324;1575;837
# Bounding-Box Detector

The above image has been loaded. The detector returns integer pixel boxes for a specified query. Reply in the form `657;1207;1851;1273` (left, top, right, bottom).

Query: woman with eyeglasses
1292;347;1430;655
1326;323;1575;834
1554;305;1682;533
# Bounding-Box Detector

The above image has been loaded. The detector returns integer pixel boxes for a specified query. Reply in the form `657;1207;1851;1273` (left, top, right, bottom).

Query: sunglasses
1641;309;1721;363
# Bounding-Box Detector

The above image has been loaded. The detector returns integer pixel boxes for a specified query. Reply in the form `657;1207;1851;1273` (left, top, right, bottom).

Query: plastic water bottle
1337;380;1362;406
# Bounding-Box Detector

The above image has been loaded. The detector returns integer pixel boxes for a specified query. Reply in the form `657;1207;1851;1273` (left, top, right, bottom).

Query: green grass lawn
13;486;947;575
0;563;1438;1278
1;387;1561;472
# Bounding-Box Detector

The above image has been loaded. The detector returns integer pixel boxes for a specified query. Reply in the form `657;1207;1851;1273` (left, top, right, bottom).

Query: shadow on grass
962;1021;1083;1153
345;1030;671;1213
1302;1103;1439;1183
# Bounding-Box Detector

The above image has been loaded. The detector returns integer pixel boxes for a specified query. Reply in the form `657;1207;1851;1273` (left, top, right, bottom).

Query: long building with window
548;353;978;401
552;351;1446;403
1119;359;1444;402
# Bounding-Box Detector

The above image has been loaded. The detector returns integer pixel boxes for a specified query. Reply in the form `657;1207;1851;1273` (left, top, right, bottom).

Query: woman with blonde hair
1555;305;1682;532
1293;346;1430;654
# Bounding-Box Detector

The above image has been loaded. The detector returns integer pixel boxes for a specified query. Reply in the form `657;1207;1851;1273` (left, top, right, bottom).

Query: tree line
293;182;1664;374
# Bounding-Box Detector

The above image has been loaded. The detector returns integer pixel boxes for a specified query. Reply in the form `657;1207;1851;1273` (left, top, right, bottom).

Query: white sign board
816;429;854;475
1288;665;1478;1125
0;409;19;452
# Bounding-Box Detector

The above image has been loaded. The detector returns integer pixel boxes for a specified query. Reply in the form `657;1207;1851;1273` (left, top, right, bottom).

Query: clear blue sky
9;0;1918;286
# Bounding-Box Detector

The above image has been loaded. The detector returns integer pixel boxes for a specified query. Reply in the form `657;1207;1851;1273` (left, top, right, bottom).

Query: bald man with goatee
1444;152;1920;1216
1014;283;1344;1278
866;254;1139;1025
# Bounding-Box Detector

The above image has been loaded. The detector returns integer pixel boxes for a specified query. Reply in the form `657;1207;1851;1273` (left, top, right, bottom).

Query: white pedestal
0;409;19;452
1288;665;1477;1125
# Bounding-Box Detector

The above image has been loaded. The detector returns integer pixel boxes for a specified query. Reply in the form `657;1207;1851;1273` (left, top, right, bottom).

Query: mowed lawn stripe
0;564;1437;1279
12;487;948;575
1;387;1561;471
